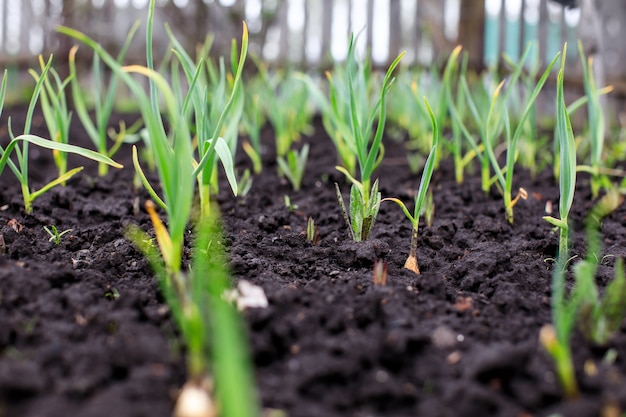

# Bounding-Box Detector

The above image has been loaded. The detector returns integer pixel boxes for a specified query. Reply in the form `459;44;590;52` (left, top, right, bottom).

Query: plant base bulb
174;381;217;417
404;254;420;274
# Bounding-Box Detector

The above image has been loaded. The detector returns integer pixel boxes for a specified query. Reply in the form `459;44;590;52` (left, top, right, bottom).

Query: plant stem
556;345;578;398
362;178;371;210
21;183;32;214
199;183;211;218
559;222;569;259
481;158;490;194
504;193;513;224
454;154;463;185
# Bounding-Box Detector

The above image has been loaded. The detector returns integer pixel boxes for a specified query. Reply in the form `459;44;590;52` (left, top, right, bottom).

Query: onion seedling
573;189;626;346
448;67;495;194
301;35;390;178
575;40;617;197
452;44;559;223
119;22;232;395
382;98;438;274
386;70;434;173
129;212;259;417
486;49;558;224
68;21;141;177
544;44;576;259
450;47;525;195
283;194;298;212
332;35;404;241
506;46;552;178
58;1;245;220
241;70;266;174
433;46;462;171
59;9;195;275
446;51;471;184
306;216;319;245
43;225;73;245
277;144;309;191
387;47;462;177
253;62;314;160
541;190;624;399
163;20;247;216
539;46;580;399
0;65;123;213
250;62;314;187
29;55;73;181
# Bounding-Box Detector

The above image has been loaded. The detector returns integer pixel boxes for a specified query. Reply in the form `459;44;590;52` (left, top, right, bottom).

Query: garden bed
1;109;626;417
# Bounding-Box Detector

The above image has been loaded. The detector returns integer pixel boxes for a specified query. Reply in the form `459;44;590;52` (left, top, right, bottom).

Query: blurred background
0;0;624;91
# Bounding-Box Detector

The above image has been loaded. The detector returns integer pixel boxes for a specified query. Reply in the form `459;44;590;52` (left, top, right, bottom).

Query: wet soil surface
1;109;626;417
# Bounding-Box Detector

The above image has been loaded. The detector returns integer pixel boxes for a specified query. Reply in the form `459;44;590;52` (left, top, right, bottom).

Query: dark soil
2;108;626;417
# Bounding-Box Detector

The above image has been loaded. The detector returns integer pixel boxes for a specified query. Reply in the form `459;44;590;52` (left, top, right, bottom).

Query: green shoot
544;44;576;259
128;211;259;417
490;49;559;223
541;189;624;399
453;43;559;223
237;169;253;197
434;46;462;140
29;55;73;181
447;50;470;183
60;11;195;274
241;69;266;174
386;70;434;173
423;190;435;227
576;40;614;197
68;20;141;176
306;217;319;245
382;98;438;274
192;215;259;417
574;189;626;346
301;36;400;178
253;61;314;160
335;179;381;242
0;64;123;213
283;195;298;212
43;225;73;245
509;44;551;178
276;144;309;191
539;322;578;399
387;47;462;177
164;20;248;216
58;1;245;220
448;65;495;194
333;34;404;241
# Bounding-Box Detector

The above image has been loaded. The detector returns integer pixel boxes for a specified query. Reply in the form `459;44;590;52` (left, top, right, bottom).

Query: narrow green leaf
0;134;122;171
413;98;439;218
132;145;167;210
29;166;84;202
350;183;364;241
335;183;355;241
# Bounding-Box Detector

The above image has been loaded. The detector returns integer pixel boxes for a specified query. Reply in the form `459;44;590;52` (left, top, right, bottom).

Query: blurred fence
0;0;625;90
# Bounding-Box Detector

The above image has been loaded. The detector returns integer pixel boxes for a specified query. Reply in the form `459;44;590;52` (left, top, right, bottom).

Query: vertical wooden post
320;0;333;65
388;0;401;63
458;0;486;71
278;1;289;65
413;1;423;64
